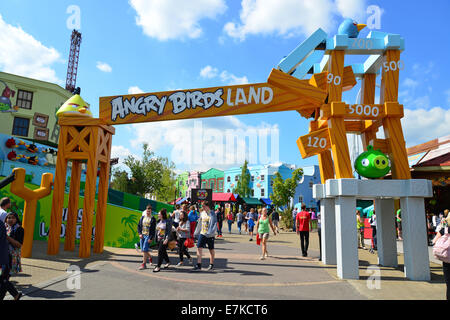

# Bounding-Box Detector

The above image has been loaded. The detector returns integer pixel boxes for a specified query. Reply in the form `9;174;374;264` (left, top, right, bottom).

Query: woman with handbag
176;211;192;267
255;208;277;260
153;209;174;273
432;215;450;300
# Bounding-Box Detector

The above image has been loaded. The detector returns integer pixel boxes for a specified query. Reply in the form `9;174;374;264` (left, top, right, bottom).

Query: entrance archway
46;27;431;281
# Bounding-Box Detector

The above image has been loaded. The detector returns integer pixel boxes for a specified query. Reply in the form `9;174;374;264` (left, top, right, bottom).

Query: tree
110;143;177;202
233;160;251;198
110;169;130;193
270;168;303;229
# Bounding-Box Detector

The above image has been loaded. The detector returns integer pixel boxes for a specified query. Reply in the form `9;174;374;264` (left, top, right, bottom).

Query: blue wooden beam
278;28;327;74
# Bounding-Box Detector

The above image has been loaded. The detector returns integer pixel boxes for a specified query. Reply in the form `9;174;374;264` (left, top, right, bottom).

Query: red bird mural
5;137;17;148
7;151;17;161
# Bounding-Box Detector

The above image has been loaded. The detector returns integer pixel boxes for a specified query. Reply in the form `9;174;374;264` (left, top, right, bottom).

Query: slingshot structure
47;24;432;280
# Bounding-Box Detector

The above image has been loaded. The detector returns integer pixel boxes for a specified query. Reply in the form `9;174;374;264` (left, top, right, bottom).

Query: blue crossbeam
278;28;327;74
326;33;404;54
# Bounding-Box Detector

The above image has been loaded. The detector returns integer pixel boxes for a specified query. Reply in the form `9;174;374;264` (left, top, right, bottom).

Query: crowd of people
134;201;326;274
135;201;287;272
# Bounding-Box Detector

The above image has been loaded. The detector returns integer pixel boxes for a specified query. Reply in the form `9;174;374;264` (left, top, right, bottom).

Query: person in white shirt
0;197;11;223
172;204;181;228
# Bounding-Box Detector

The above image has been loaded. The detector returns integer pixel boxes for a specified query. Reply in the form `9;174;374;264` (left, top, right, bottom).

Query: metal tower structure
65;30;82;93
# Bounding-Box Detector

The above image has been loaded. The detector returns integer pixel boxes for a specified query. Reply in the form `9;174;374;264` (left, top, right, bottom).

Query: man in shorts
193;201;217;271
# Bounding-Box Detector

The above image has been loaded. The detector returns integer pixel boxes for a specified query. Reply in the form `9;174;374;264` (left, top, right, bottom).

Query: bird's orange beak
78;107;87;114
357;24;367;32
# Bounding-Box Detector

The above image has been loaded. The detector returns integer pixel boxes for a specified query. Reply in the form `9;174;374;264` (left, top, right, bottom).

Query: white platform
313;178;432;281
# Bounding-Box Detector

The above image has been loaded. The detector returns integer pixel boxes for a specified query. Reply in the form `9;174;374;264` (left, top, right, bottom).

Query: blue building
224;163;298;199
293;165;321;210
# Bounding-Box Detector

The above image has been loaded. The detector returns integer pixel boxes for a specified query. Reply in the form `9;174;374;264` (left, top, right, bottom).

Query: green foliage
270;168;303;229
233;160;251;198
110;143;177;202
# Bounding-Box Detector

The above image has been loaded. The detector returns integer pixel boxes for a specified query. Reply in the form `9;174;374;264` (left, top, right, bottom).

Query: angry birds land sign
354;145;391;179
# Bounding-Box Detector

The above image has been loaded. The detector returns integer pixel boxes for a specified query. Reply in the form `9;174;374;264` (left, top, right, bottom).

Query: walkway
4;229;447;300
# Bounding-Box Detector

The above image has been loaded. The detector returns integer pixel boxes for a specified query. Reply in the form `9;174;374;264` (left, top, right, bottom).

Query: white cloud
96;61;112;73
130;0;227;41
111;145;134;161
335;0;366;20
403;78;419;89
0;14;63;84
129;117;279;171
223;0;366;41
128;86;144;94
200;65;248;85
200;65;219;79
402;107;450;147
220;71;249;85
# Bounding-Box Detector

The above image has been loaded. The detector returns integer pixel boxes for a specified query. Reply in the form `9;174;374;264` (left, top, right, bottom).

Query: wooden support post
47;128;69;255
94;131;112;253
327;50;353;178
10;168;53;258
381;50;411;179
79;127;99;258
360;73;377;150
64;160;82;251
318;151;335;183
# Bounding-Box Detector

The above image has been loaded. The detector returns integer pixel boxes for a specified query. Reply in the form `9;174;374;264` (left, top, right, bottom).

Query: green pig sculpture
354;145;391;179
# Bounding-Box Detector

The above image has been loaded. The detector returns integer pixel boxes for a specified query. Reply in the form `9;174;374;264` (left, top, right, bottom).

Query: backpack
433;227;450;263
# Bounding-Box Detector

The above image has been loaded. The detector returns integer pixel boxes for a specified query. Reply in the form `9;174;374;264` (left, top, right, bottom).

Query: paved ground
4;227;448;300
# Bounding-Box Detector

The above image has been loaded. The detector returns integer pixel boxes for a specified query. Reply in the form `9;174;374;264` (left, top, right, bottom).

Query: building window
251;176;254;182
270;180;274;187
261;175;265;181
227;189;230;193
202;181;207;188
210;180;215;191
235;175;239;181
298;196;303;203
251;189;254;197
16;90;33;110
261;189;265;197
227;176;230;182
309;181;314;188
12;117;30;137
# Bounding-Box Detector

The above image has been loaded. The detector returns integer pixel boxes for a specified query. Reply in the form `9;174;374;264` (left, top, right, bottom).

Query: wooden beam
267;69;327;106
327;50;353;179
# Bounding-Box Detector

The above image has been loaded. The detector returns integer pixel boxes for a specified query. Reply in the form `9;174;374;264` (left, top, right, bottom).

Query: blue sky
0;0;449;173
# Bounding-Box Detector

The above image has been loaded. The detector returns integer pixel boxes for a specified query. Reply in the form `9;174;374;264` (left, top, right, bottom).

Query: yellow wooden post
327;50;353;178
64;160;82;251
318;151;335;183
94;129;113;253
10;168;53;258
360;73;377;149
47;126;69;255
79;126;99;258
381;50;411;179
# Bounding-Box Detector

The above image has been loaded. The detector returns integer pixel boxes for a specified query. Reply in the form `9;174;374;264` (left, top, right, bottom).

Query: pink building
187;171;202;198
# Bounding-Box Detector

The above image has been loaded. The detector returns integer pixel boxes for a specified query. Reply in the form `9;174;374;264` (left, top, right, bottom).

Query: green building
201;168;224;193
176;171;189;198
0;71;73;146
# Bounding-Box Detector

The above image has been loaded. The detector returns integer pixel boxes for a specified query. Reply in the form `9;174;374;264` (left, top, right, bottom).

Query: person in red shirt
296;204;311;257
